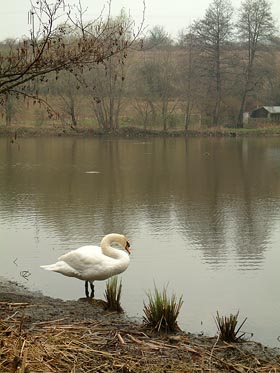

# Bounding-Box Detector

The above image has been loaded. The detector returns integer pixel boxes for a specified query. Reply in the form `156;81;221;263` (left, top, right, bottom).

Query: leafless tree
80;10;138;130
179;30;201;130
144;25;173;49
135;49;179;131
50;71;82;127
236;0;275;127
192;0;233;125
0;0;144;110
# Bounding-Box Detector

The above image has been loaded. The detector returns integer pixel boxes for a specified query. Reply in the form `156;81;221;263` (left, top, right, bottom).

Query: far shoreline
1;124;280;138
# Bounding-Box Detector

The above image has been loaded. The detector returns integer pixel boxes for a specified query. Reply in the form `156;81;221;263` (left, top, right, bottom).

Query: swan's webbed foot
85;281;95;298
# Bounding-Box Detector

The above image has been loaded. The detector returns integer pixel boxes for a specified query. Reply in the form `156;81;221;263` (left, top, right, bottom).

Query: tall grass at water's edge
143;285;183;333
215;311;247;342
104;278;249;342
104;277;123;313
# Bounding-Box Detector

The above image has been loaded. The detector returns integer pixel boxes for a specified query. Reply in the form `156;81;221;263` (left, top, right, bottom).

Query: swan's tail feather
40;264;58;271
40;261;78;278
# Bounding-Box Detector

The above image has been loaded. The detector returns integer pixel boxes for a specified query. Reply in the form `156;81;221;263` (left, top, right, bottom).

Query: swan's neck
100;234;126;259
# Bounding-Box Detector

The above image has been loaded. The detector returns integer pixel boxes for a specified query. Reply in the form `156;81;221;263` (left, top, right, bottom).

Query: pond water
0;136;280;347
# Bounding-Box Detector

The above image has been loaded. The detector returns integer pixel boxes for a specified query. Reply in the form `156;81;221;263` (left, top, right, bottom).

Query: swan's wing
58;245;103;272
56;245;128;281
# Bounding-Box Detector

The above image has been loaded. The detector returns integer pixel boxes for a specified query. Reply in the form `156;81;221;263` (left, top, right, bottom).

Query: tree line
0;0;279;130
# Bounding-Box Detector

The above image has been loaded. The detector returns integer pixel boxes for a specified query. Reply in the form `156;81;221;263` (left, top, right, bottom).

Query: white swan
40;233;131;298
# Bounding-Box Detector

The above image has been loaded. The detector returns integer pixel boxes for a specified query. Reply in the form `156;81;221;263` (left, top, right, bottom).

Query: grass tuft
104;276;123;313
143;285;183;333
215;311;247;342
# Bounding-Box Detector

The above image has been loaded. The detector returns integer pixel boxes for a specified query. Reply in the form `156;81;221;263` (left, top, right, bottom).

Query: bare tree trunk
213;49;222;126
5;93;13;126
237;92;247;128
69;96;78;127
185;99;193;130
184;31;195;131
162;98;168;131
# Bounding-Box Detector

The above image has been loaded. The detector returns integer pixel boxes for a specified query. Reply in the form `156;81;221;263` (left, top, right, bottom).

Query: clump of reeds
143;285;183;333
215;311;247;342
104;276;123;312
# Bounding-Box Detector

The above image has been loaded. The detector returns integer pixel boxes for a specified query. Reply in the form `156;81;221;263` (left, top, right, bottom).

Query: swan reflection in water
41;233;131;298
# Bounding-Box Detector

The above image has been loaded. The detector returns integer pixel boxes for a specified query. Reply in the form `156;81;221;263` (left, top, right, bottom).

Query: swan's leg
85;281;90;298
90;282;95;298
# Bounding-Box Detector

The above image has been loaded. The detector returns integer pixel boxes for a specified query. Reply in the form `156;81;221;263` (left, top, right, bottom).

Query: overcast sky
1;0;280;41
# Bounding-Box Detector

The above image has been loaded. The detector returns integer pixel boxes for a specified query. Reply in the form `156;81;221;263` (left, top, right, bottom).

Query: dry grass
0;301;279;372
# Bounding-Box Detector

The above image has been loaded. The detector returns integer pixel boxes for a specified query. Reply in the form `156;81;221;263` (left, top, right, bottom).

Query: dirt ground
0;279;279;372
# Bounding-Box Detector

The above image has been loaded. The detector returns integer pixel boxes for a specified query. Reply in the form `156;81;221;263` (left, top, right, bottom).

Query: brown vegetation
0;286;279;372
0;0;279;131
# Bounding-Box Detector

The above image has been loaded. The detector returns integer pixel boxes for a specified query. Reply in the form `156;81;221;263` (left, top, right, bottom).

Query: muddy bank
1;124;280;138
0;124;231;138
0;280;279;372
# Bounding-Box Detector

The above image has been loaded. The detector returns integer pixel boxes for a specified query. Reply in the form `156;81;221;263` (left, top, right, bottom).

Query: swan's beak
125;241;131;255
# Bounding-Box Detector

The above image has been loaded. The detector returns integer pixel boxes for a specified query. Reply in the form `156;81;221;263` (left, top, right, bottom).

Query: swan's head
118;234;131;255
125;239;131;255
102;233;131;255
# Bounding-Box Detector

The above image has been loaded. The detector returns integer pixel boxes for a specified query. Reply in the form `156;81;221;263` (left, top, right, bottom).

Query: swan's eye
126;241;130;247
